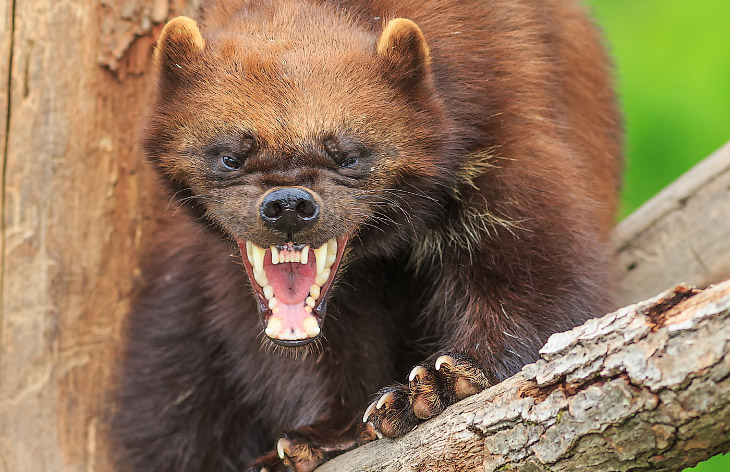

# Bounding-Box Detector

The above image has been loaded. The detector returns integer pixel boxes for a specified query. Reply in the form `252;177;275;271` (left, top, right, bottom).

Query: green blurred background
586;0;730;470
587;0;730;217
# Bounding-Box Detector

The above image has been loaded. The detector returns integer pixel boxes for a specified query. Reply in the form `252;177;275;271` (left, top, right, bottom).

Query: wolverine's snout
260;187;320;235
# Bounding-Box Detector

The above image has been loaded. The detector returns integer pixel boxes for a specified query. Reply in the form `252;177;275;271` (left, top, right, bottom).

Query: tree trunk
0;2;729;471
319;281;730;471
0;1;198;471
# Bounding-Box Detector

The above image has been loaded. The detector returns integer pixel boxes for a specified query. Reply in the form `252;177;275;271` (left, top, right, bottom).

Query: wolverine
112;0;622;471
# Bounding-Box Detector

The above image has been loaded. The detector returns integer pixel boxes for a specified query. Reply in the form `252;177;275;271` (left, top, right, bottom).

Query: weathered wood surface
614;141;730;307
319;280;730;471
0;1;197;472
0;0;13;313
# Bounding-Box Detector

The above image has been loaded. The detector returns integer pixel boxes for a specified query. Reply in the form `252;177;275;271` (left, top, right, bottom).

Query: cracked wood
0;1;168;471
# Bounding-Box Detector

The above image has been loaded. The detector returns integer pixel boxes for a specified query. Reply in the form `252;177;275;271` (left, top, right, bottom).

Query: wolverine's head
143;8;453;347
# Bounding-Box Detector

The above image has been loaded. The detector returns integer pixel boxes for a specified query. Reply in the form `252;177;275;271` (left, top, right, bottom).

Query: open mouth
237;235;348;346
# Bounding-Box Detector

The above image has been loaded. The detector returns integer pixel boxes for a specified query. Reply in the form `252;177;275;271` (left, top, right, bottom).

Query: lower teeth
265;315;320;339
303;316;320;336
265;316;282;338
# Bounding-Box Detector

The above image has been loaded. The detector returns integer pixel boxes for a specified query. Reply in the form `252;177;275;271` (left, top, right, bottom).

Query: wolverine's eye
339;155;358;168
206;135;255;173
324;137;360;168
220;155;242;170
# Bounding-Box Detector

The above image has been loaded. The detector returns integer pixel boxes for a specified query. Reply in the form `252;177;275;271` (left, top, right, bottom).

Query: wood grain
0;1;195;471
614;141;730;307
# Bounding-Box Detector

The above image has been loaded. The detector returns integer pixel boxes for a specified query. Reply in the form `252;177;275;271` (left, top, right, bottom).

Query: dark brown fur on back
112;0;622;470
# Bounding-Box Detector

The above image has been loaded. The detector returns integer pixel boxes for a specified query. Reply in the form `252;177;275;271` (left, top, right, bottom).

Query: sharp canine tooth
253;270;268;287
251;243;266;274
327;238;337;256
314;244;328;274
268;297;277;309
265;317;282;338
326;253;337;268
315;268;330;286
310;284;321;300
263;285;274;300
301;245;310;264
271;246;279;264
246;241;253;262
306;296;316;308
303;316;320;336
304;306;312;313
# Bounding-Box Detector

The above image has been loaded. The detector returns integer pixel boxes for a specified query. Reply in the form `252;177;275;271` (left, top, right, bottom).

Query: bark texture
0;1;198;471
318;280;730;471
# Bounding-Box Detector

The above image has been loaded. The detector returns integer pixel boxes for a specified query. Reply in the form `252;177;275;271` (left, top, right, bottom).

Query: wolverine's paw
246;433;332;472
246;421;370;472
244;450;287;472
244;435;324;472
363;352;490;438
275;435;326;472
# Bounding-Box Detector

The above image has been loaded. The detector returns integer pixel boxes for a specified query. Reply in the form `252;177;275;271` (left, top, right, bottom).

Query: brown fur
112;0;622;470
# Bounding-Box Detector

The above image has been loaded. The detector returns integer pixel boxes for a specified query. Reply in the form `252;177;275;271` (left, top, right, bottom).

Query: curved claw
408;365;427;382
376;391;395;409
435;355;455;371
276;438;290;460
363;400;378;423
363;421;384;440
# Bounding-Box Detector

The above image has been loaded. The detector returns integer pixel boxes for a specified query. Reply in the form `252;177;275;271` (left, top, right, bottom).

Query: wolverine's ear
376;18;432;92
155;16;204;79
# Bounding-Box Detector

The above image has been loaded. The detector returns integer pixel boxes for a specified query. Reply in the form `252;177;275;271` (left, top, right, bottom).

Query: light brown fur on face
148;4;452;252
114;1;622;470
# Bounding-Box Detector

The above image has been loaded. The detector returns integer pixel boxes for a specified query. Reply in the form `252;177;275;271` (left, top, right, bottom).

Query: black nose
260;187;320;234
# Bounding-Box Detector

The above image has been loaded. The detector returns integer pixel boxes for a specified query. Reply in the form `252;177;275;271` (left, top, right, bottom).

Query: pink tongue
277;303;311;334
264;259;315;305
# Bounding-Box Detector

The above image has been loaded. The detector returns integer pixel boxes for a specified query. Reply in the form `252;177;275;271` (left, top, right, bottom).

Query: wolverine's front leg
245;277;403;471
361;278;533;438
364;208;613;438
